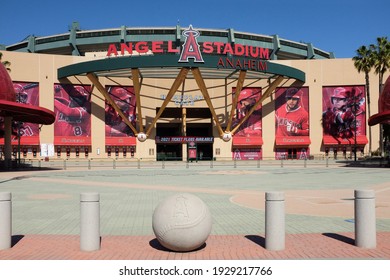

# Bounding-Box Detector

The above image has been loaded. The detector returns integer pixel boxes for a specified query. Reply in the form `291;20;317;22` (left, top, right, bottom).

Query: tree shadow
149;238;206;252
245;235;265;248
322;233;355;245
11;235;25;247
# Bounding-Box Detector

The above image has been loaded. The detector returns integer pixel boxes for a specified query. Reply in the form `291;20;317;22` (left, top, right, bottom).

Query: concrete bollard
80;193;100;251
0;192;12;250
354;190;376;248
265;191;285;251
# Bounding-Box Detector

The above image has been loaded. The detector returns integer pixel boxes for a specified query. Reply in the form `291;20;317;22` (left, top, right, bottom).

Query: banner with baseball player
322;86;367;144
231;87;263;160
105;86;136;146
0;82;40;145
274;87;310;160
53;84;92;145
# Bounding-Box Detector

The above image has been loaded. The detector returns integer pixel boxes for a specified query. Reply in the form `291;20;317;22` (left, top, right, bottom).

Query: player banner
105;86;136;146
231;87;262;160
0;82;40;145
275;87;309;138
322;86;367;144
54;84;92;145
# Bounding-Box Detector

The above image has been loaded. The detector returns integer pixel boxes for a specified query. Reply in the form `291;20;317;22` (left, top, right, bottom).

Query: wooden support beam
230;75;285;135
226;70;246;132
145;68;189;136
182;107;186;136
191;67;224;136
131;68;144;133
86;72;138;135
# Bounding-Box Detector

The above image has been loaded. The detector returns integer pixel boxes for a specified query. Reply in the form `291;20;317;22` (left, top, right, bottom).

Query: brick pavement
0;160;389;260
1;232;390;260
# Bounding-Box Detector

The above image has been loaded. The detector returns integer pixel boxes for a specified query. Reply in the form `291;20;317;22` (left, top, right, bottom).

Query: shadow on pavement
245;235;265;248
149;238;207;252
322;233;355;246
11;235;25;247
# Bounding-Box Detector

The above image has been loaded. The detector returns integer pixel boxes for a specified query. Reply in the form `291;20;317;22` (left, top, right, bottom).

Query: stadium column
3;117;12;168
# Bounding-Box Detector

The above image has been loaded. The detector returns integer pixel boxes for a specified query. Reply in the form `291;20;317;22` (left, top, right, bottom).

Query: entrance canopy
58;54;305;81
58;53;305;140
368;75;390;126
0;63;55;125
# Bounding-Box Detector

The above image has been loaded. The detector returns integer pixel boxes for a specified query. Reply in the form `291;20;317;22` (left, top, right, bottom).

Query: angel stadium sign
105;25;270;71
58;25;305;82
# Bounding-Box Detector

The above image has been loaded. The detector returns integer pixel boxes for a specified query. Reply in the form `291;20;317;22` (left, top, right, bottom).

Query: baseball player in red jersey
234;88;262;136
54;85;91;137
322;87;363;139
275;88;309;136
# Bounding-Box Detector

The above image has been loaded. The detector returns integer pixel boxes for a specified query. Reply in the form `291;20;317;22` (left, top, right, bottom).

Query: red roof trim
275;136;311;146
323;135;368;145
105;137;136;146
232;136;263;147
54;136;91;146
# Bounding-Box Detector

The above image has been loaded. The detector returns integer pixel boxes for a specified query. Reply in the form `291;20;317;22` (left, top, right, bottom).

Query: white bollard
80;193;100;251
354;190;376;248
0;192;12;250
265;191;285;251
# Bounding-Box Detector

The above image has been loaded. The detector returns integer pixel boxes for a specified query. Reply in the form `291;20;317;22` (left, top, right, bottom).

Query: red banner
322;86;367;145
54;84;92;145
105;86;136;146
233;148;262;160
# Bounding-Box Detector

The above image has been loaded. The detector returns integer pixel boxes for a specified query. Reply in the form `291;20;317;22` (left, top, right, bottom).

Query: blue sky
1;0;389;58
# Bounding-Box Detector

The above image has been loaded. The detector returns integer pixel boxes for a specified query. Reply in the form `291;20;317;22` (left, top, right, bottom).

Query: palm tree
371;37;390;156
371;37;390;91
353;45;373;155
0;52;11;72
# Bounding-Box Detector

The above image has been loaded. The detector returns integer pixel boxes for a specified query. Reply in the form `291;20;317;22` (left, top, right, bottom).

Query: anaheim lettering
217;57;268;71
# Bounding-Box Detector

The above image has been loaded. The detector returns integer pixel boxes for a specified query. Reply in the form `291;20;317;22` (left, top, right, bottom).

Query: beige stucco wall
1;50;387;160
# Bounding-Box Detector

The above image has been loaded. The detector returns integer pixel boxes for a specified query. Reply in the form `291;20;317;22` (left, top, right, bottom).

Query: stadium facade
0;23;386;161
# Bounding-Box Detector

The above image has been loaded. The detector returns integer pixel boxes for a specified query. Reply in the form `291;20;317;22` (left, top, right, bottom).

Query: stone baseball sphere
152;193;212;252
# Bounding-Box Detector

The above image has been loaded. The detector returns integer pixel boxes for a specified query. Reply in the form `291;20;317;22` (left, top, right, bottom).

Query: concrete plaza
0;160;389;259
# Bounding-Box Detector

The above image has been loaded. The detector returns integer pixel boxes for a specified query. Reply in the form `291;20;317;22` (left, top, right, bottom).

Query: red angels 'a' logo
179;25;204;63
